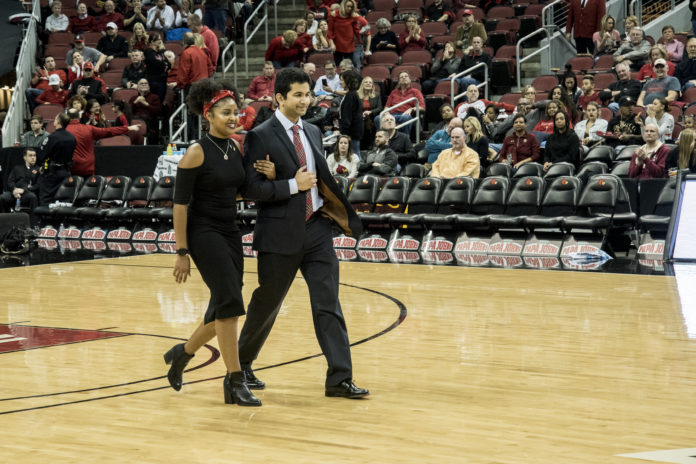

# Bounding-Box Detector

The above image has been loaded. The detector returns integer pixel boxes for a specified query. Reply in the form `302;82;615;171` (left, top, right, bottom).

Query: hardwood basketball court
1;254;694;463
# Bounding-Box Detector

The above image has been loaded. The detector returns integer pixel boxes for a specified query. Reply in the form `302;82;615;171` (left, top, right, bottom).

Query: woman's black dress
173;134;246;324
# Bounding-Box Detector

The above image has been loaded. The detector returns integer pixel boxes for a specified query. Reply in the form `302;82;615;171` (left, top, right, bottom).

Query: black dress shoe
163;343;194;391
325;380;369;399
224;371;262;407
243;367;265;390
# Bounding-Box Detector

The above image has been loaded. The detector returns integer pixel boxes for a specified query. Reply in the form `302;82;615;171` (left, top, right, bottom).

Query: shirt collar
275;108;304;132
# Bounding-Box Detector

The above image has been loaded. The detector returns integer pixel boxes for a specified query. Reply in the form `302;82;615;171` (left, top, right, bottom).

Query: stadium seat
512;162;543;178
531;75;558;93
583;145;613;165
593;72;617;90
34;175;84;223
639;177;677;232
403;163;426;178
130;176;176;223
452;176;509;229
487;176;544;230
421;176;476;228
388;177;444;228
358;176;411;226
543;162;575;179
52;175;106;221
576;161;609;183
100;71;123;90
367;51;399;68
33;103;64;121
592;54;615;72
610;161;630;178
333;176;352;196
561;174;620;233
391;64;422;81
76;175;131;221
372;0;395;11
614;145;639;163
420;21;448;38
347;174;381;213
104;175;154;222
522;176;581;231
485;162;512;178
100;135;131;146
566;56;594;73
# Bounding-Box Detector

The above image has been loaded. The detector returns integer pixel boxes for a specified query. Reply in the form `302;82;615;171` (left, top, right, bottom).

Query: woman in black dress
165;79;274;407
143;33;170;102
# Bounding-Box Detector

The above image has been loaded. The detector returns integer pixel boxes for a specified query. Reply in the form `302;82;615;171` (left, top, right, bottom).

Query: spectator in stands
201;0;227;32
247;62;276;103
97;0;124;31
124;0;147;31
164;50;179;88
599;61;642;113
371;18;398;53
638;97;674;143
45;1;69;34
146;0;175;33
328;134;360;177
328;0;361;66
129;78;162;139
484;104;500;123
302;62;316;89
65;107;139;177
422;42;460;95
462;116;490;168
574;101;607;154
122;50;147;88
358;76;381;147
606;96;643;147
305;10;318;36
577;75;602;110
353;13;372;71
432;103;455;132
666;128;696;173
425;116;462;164
532;100;561;143
622;15;640;41
26;56;67;112
547;85;579;123
455;85;514;120
398;15;426;54
544;110;581;171
456;36;491;91
593;14;620;56
188;14;220;69
380;71;425;135
178;32;211;90
628;123;669;178
636;58;680;107
379;112;416;168
357;129;397;176
661;25;683;64
112;99;133;127
307;0;330;22
565;0;604;54
144;33;170;101
69;3;96;34
69;62;107;104
266;30;304;68
454;9;486;54
97;22;129;64
20;116;49;149
637;45;676;80
67;94;87;116
294;19;313;56
0;148;40;223
424;0;453;24
175;0;203;28
339;58;354;73
35;74;69;107
314;61;345;98
67;35;106;70
313;20;333;52
231;101;256;134
430;127;479;179
614;27;651;71
129;23;150;52
338;69;363;154
80;99;108;127
499;114;541;168
560;66;581;104
487;98;531;144
676;38;696;91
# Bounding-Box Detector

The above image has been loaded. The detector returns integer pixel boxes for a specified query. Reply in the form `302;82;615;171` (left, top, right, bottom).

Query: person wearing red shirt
129;78;162;139
328;0;361;66
26;56;68;112
398;15;426;54
498;114;541;168
177;32;210;90
379;71;425;135
576;75;602;110
69;3;96;34
246;62;276;103
95;0;124;32
35;75;69;107
189;14;219;68
232;103;257;135
64;108;139;176
628;123;670;178
294;19;313;55
265;30;304;68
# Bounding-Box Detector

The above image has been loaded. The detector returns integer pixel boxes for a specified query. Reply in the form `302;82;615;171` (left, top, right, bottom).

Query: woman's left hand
254;155;276;180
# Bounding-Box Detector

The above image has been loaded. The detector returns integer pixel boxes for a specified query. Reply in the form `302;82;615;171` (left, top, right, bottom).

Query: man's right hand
295;166;317;191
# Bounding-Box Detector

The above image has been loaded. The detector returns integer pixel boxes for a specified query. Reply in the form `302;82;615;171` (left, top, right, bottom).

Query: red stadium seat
308;52;334;67
108;57;131;72
99;135;132;146
113;88;138;103
367;50;399;67
390;22;407;36
165;43;183;56
682;88;696;103
593;54;615;72
391;64;422;81
487;6;515;19
531;75;559;92
47;32;73;45
81;31;103;47
420;21;448;37
593;72;617;90
100;71;123;90
599;107;612;121
102;103;117;120
33;104;64;121
566;56;594;73
498;93;522;107
366;10;392;22
373;0;395;11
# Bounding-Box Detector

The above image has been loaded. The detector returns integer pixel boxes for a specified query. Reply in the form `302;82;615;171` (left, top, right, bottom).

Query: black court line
0;283;407;415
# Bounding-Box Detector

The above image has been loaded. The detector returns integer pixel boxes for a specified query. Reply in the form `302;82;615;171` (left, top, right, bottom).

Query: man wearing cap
35;74;69;107
454;9;486;54
68;3;96;34
66;34;106;70
599;61;642;114
614;27;651;71
636;58;680;107
96;0;124;32
26;56;67;112
68;62;108;104
97;22;128;62
606;96;643;147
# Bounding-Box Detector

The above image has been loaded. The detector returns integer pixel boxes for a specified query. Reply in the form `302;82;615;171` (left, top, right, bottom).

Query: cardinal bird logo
561;178;569;185
393;178;399;184
68;177;74;182
456;178;463;185
165;178;171;184
424;180;431;187
491;179;498;185
90;177;96;183
525;178;533;186
598;179;606;186
140;178;145;184
115;178;120;184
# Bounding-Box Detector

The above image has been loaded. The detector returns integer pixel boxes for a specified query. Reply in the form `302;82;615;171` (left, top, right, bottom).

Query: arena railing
381;97;422;143
221;41;238;86
243;0;271;74
515;28;553;91
449;63;488;107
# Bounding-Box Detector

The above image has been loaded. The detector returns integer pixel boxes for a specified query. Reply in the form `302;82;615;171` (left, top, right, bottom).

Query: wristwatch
176;248;189;256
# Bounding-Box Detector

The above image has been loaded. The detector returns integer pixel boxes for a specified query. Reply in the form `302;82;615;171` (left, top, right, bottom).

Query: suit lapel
270;115;300;169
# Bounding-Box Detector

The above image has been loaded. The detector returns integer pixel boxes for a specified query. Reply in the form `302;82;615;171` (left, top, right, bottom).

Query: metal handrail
541;0;569;31
244;0;270;74
516;28;553;91
380;96;422;143
221;40;237;86
169;92;188;143
449;62;488;106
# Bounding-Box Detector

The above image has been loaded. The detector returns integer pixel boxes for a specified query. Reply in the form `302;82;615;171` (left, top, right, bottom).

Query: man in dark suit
239;68;369;399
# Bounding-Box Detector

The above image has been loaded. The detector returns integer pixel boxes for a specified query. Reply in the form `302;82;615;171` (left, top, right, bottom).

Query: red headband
203;90;235;116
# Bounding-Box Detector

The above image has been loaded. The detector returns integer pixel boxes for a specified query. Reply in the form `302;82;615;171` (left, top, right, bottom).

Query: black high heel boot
163;343;194;391
223;371;262;406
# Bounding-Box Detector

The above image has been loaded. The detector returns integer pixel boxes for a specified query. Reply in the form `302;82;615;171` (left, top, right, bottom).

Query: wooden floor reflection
1;254;694;464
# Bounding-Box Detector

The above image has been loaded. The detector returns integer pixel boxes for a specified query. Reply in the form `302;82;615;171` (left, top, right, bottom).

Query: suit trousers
238;215;353;387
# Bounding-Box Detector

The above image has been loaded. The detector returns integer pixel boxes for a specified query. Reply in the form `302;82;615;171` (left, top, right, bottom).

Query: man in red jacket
64;108;140;176
69;3;96;34
565;0;605;55
177;32;211;90
188;14;219;69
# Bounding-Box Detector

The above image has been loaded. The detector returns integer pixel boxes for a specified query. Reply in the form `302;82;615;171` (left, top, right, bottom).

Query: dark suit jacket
339;90;364;140
243;114;363;255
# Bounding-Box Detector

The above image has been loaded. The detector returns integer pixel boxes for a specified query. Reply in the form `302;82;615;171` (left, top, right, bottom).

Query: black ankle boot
163;343;194;391
223;371;262;406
